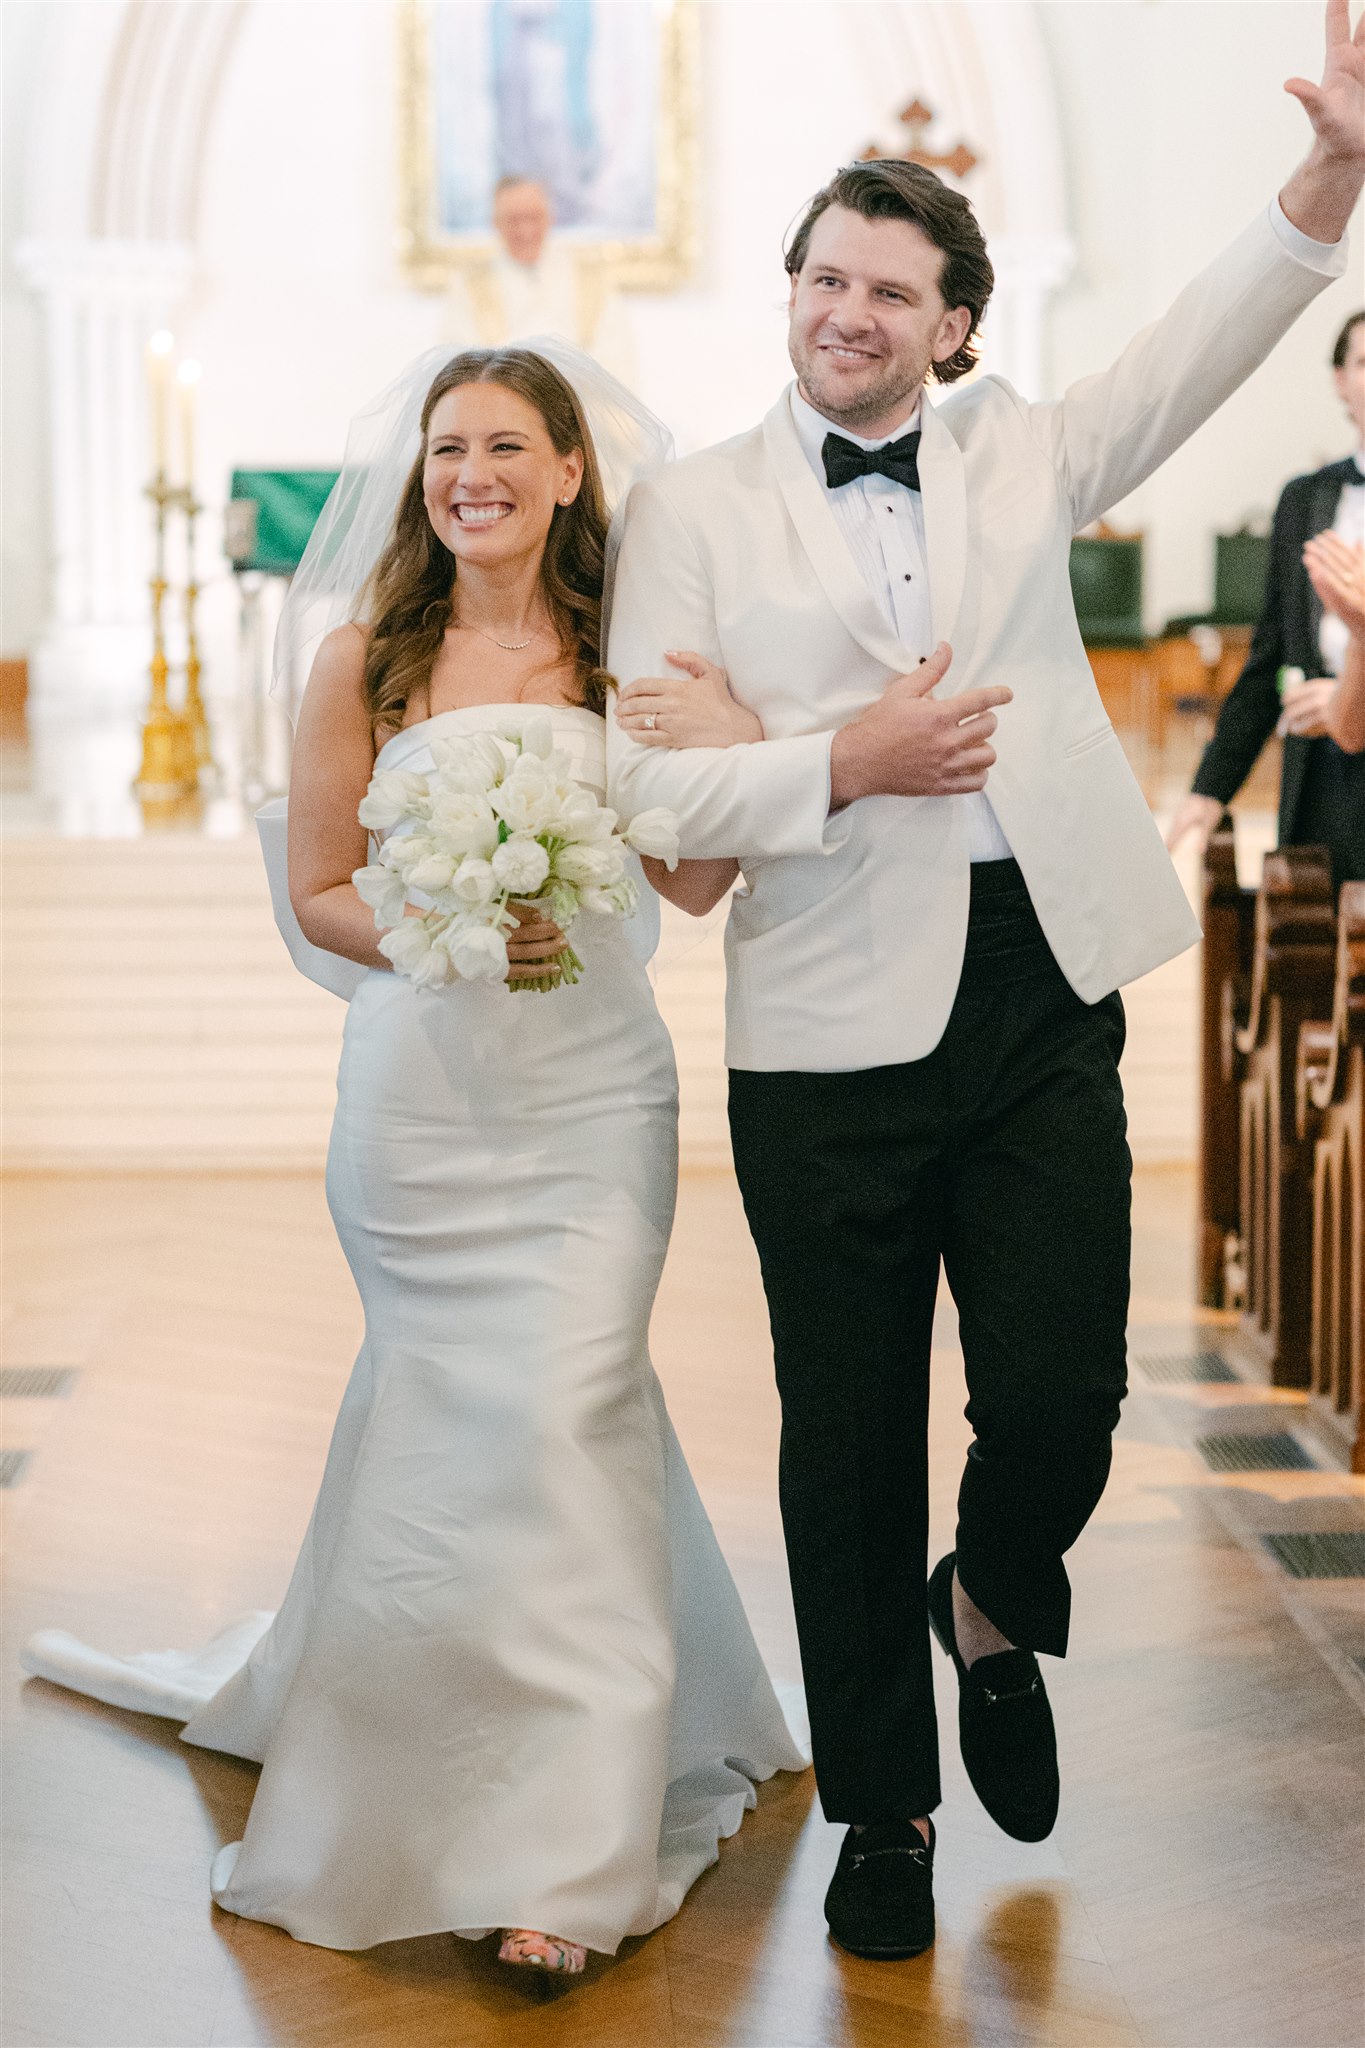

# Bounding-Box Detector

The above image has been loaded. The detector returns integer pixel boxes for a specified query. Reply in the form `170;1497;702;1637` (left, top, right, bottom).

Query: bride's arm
615;653;756;916
640;853;738;917
290;630;568;975
288;626;394;967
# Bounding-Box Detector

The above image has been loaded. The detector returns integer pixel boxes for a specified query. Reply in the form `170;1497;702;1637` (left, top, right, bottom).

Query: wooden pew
1227;846;1337;1386
1199;818;1254;1305
1296;884;1365;1471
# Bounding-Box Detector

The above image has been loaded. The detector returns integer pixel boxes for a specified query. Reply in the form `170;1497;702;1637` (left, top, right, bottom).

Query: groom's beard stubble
789;329;930;434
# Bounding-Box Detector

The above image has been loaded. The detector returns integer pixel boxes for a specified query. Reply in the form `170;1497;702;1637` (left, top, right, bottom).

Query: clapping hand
1303;531;1365;636
617;653;764;749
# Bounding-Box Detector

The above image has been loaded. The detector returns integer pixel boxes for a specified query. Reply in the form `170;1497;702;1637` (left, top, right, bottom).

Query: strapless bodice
255;701;659;1000
375;704;606;795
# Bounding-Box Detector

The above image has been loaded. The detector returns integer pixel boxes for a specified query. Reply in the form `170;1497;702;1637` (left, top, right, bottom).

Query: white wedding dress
23;704;806;1955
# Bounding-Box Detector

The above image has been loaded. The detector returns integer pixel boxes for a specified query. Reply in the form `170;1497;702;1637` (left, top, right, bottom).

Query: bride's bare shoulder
316;621;369;673
296;624;371;742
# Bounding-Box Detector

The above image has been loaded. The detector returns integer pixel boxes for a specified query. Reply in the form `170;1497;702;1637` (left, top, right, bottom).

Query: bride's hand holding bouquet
352;717;680;992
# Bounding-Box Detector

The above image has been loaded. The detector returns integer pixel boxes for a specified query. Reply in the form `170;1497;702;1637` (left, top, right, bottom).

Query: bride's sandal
498;1929;587;1975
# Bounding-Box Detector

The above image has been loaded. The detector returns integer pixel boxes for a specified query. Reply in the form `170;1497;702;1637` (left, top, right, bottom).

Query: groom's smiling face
787;205;973;437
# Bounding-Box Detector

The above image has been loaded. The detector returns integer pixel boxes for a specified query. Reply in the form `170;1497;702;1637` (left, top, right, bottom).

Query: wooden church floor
2;1167;1362;2048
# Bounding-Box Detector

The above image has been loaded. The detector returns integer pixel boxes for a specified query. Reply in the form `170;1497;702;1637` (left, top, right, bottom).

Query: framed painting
398;0;697;292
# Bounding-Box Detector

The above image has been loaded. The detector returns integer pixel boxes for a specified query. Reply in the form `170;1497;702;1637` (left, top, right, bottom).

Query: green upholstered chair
227;470;340;577
1164;530;1271;636
1211;531;1270;625
1068;534;1145;647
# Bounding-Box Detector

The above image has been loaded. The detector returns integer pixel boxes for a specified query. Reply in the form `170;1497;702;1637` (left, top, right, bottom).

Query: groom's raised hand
828;643;1012;810
1279;0;1365;243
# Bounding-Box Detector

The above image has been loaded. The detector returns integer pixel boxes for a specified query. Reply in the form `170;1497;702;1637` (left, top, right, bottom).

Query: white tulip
622;807;681;870
492;762;557;835
450;857;497;907
554;788;607;842
358;770;429;830
352;863;407;929
428;731;509;792
428;790;500;859
443;920;510;982
543;880;580;928
382;831;431;876
553;842;615;887
491;836;551;895
379;916;449;985
580;877;639;917
519;718;554;761
407;851;458;893
411;944;455;990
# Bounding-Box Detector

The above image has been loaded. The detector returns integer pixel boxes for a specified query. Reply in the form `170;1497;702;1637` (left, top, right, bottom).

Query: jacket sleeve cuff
1190;761;1238;805
1268;195;1350;277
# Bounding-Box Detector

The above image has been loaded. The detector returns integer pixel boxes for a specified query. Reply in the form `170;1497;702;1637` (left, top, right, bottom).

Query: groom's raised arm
1032;0;1361;532
1030;203;1347;536
606;479;837;862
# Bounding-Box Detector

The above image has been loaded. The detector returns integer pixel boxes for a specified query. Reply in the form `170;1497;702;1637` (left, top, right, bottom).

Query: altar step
2;830;1197;1173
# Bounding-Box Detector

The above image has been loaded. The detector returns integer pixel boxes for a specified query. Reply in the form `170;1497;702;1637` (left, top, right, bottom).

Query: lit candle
147;329;174;478
176;358;202;490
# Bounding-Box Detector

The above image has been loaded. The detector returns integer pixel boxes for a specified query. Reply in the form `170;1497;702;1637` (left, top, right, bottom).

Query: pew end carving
1294;883;1365;1471
1200;816;1252;1306
1201;833;1338;1387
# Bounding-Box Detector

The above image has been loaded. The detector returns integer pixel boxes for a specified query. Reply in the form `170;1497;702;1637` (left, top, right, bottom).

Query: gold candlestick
135;471;197;803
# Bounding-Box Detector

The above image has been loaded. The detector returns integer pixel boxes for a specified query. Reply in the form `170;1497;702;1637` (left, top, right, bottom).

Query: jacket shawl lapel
915;390;967;655
760;386;969;681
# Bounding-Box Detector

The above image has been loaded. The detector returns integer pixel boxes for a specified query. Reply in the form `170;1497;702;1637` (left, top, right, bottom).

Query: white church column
16;237;193;717
986;235;1078;400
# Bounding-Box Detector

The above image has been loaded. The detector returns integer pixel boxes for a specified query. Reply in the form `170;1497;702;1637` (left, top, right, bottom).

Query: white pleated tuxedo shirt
789;386;1013;863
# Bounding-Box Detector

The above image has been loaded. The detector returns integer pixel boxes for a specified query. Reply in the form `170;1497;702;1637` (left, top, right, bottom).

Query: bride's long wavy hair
360;349;613;734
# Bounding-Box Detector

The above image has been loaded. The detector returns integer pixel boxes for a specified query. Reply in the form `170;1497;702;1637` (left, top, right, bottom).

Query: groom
606;7;1363;1960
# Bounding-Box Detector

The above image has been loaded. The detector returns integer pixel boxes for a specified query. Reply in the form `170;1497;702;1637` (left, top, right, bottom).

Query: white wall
1039;0;1362;627
2;0;51;654
4;0;1361;669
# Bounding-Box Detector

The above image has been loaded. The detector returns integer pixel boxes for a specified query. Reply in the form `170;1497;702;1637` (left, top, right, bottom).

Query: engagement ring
645;713;657;731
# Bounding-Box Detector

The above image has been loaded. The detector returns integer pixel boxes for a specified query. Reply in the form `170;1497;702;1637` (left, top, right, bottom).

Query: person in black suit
1168;309;1365;884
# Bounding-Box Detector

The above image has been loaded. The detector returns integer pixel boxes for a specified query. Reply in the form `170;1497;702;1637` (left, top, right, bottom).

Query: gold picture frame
397;0;697;295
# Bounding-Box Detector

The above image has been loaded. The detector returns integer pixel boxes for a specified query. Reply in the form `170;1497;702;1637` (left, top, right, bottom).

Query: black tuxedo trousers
728;859;1131;1821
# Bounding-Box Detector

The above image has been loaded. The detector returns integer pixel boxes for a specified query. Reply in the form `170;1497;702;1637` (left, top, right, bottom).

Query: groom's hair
784;161;994;384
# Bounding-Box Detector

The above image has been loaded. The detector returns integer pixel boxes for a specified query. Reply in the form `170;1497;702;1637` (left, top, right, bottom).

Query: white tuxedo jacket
606;205;1345;1073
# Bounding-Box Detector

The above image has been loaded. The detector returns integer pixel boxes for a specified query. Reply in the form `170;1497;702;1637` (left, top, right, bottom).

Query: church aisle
2;1168;1361;2048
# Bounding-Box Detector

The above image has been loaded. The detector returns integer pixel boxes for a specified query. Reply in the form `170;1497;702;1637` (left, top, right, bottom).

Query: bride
23;344;805;1974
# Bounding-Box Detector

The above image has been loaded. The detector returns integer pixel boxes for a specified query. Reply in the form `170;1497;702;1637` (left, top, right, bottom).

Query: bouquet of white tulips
352;719;680;992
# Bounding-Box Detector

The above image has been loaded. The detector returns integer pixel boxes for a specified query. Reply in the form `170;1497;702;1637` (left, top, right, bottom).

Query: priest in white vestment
439;175;634;384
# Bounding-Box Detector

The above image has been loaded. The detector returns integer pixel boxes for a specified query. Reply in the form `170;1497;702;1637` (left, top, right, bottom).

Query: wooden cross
860;98;979;181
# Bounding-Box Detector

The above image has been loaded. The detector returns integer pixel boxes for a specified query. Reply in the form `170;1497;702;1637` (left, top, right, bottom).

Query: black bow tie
821;430;922;493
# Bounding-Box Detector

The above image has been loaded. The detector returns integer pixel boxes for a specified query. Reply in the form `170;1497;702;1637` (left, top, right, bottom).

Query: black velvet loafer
927;1551;1059;1843
824;1819;936;1960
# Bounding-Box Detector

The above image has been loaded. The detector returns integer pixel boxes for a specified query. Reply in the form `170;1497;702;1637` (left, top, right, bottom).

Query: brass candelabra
135;471;213;802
